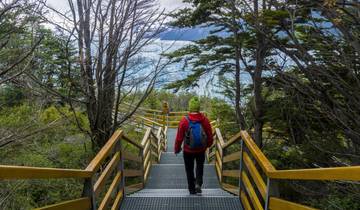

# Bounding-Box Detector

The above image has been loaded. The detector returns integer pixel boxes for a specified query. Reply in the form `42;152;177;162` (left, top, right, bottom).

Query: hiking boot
195;184;202;193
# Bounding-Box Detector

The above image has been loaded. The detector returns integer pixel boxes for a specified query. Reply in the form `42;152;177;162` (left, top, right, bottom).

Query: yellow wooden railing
1;105;359;210
0;116;167;210
208;128;360;210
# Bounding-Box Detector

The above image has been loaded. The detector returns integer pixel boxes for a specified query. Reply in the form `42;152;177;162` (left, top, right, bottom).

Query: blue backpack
184;116;208;149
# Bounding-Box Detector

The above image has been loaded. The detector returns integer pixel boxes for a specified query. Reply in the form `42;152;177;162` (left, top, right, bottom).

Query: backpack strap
184;115;190;123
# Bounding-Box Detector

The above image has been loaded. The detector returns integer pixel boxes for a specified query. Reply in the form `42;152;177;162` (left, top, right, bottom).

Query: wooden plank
98;172;122;210
215;128;225;147
0;165;92;180
143;149;151;169
208;151;215;159
215;150;222;169
242;171;263;210
122;134;142;150
243;152;266;199
216;141;223;157
240;190;252;210
268;166;360;181
94;152;121;196
151;140;158;150
144;161;151;182
222;132;242;149
240;131;276;175
122;150;142;163
136;116;163;127
223;170;240;178
151;151;159;160
111;190;124;210
215;162;222;182
34;198;91;210
86;130;123;172
125;183;144;194
124;169;142;177
269;197;318;210
222;183;239;195
143;140;151;156
223;151;241;163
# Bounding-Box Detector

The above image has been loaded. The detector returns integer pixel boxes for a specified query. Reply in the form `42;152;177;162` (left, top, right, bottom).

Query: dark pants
183;152;205;191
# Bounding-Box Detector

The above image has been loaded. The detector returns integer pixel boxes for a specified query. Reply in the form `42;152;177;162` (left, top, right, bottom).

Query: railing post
264;178;279;210
82;176;96;210
238;138;244;196
117;137;125;200
140;147;145;188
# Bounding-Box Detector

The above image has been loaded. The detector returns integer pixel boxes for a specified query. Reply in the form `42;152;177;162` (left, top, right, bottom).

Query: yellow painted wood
150;139;158;150
223;170;240;178
221;183;239;195
208;151;215;159
124;169;142;177
136;116;163;127
268;166;360;181
240;190;253;210
269;197;318;210
125;183;144;195
94;152;121;196
111;190;124;210
215;150;222;169
98;172;122;210
143;140;151;157
222;132;242;149
216;141;223;157
0;165;92;180
215;162;222;182
215;128;225;147
223;151;242;163
151;151;159;159
122;150;142;163
243;152;266;199
122;134;142;149
242;171;263;210
144;161;151;182
34;197;91;210
86;130;123;172
240;131;276;175
143;149;151;169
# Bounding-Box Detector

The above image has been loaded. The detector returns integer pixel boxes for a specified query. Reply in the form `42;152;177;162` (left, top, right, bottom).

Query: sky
47;0;186;12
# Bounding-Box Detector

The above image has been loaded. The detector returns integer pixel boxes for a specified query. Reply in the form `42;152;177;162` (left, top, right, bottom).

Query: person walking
174;97;213;194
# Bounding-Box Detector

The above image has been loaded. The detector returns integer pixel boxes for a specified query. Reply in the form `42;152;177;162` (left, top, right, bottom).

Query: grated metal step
145;164;219;189
160;152;184;164
120;129;242;210
129;189;235;197
121;197;243;210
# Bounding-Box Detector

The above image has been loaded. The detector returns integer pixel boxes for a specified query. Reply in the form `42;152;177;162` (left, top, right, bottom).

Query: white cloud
158;0;186;11
46;0;186;11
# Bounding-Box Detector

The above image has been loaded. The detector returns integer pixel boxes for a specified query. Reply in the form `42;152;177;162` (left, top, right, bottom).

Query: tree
166;0;248;130
0;0;44;84
42;0;169;148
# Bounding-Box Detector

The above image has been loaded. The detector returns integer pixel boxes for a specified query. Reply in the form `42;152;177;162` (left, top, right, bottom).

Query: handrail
268;166;360;181
240;130;276;174
85;130;123;172
211;127;360;210
34;197;91;210
0;165;92;179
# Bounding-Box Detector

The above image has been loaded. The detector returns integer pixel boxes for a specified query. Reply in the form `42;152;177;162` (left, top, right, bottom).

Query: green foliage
0;104;92;209
0;86;26;107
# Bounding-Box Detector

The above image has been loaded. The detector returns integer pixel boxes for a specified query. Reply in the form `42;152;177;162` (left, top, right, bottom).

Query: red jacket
174;113;213;154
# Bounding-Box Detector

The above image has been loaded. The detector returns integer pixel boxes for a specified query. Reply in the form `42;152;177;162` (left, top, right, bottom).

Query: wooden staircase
0;108;359;210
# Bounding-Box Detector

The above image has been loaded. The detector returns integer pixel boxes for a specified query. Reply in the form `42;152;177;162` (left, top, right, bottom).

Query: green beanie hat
188;97;201;112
